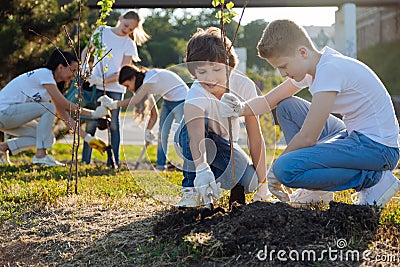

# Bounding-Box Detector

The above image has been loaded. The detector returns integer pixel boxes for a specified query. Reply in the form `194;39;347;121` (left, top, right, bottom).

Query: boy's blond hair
257;19;315;59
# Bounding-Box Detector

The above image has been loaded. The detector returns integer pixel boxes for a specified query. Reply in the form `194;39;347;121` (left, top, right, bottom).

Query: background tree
236;19;271;73
0;0;91;87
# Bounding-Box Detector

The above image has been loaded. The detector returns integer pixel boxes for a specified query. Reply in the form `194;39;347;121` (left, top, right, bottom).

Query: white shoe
33;155;65;167
0;150;11;165
352;171;400;207
176;187;201;208
155;168;166;173
290;189;334;204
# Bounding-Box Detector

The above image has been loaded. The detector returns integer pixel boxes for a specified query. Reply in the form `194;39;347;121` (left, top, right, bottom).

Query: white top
142;69;188;101
185;71;257;141
92;26;138;93
291;46;399;148
0;68;55;111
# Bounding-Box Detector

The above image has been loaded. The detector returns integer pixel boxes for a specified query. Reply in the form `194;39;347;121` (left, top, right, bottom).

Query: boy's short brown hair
257;19;315;59
186;27;238;76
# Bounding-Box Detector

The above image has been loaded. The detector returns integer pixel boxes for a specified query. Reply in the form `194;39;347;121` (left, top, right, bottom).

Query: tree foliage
0;0;91;87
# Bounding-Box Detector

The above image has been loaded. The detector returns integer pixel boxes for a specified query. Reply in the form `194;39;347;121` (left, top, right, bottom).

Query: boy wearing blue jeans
220;19;400;207
175;27;271;207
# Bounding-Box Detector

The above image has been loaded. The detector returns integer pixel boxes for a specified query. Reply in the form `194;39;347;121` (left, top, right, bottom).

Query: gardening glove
98;95;118;110
84;134;107;155
87;74;103;87
194;163;222;205
267;168;291;202
81;63;91;77
91;106;110;118
219;93;245;118
253;181;273;202
144;129;156;144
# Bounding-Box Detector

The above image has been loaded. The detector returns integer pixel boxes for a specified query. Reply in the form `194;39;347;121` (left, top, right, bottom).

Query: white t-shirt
185;71;257;141
92;26;138;93
291;47;399;148
0;68;55;111
143;69;188;101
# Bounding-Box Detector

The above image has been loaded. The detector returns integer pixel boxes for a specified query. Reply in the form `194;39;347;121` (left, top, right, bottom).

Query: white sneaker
0;150;11;165
155;168;166;173
290;189;334;204
33;155;65;167
352;171;400;207
176;187;201;208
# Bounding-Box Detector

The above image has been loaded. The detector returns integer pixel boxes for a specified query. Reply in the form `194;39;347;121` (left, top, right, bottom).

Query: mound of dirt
154;201;397;266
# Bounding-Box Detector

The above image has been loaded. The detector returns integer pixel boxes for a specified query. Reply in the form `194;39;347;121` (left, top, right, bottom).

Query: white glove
87;75;103;87
144;129;156;144
219;93;245;117
194;163;222;205
91;106;110;118
267;168;291;202
98;95;118;110
253;182;273;202
81;63;90;77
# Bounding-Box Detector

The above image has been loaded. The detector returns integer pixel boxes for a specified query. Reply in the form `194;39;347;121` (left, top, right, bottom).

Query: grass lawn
1;143;399;266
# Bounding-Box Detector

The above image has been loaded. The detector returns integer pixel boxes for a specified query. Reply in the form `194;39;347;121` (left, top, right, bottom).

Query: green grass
1;143;400;266
1;143;399;225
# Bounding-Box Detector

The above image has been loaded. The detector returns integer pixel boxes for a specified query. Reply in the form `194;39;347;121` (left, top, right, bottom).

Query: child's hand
98;95;118;110
219;93;245;117
87;75;102;87
268;169;291;202
194;163;222;205
91;106;110;118
144;129;156;144
253;181;272;202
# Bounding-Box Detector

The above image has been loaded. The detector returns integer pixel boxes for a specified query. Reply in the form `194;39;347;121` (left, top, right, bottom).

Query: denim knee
276;97;297;119
272;155;295;187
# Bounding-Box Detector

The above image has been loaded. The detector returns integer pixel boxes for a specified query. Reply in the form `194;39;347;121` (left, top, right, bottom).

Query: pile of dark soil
154;201;399;266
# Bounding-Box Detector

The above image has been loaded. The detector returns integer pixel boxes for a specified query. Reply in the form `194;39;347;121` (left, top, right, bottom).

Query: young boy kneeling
175;27;272;207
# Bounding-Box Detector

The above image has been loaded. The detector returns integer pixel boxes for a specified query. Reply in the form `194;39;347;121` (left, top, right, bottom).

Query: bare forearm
147;106;158;130
282;132;316;155
243;96;273;116
190;139;207;168
249;135;267;183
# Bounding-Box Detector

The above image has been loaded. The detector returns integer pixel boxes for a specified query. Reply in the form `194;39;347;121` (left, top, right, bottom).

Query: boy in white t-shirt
220;19;400;207
175;27;272;207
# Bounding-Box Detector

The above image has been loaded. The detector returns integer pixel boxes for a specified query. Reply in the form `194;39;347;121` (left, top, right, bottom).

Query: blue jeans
82;89;123;165
156;99;184;169
272;96;399;192
175;119;259;193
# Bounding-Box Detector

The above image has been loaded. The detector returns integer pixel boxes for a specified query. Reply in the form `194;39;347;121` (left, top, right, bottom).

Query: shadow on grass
1;196;399;267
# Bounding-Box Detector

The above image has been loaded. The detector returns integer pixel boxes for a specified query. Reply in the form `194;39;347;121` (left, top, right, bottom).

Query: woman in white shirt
81;10;150;167
0;50;108;166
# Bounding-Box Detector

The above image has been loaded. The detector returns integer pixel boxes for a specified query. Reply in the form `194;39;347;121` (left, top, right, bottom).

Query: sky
233;7;338;26
139;6;338;27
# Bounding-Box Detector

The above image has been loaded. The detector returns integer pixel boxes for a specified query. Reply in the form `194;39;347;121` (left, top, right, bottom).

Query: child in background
219;19;400;207
99;65;188;171
82;10;150;167
174;27;271;208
